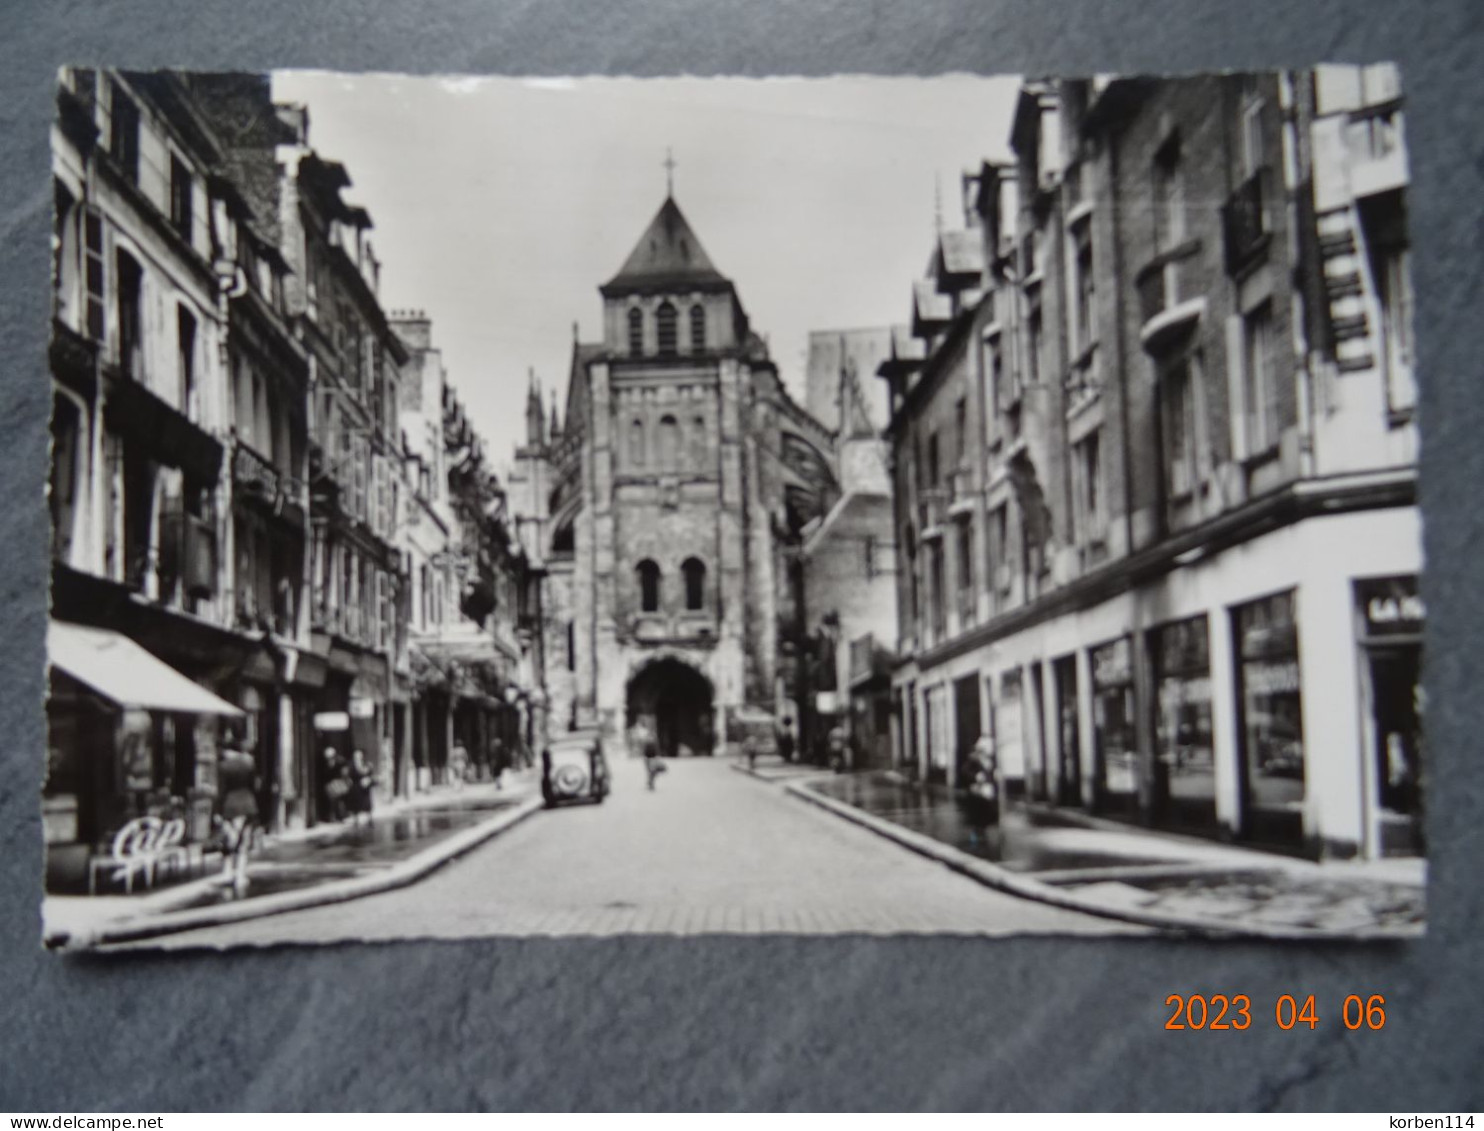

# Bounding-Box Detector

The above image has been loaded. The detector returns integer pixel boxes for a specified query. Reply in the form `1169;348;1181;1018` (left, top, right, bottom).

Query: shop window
636;559;661;613
682;557;705;611
1090;637;1138;816
1151;615;1217;830
1232;591;1305;847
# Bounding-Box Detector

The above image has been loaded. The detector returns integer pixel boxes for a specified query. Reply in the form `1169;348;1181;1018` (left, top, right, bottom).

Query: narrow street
147;755;1144;947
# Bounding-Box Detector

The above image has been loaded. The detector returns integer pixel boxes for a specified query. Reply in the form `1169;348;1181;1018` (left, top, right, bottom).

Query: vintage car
541;729;610;808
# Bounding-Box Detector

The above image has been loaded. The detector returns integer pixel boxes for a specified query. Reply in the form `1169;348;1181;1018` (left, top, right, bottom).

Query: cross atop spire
663;148;677;197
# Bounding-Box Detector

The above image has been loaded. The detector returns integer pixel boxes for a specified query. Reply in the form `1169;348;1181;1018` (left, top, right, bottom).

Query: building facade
510;193;840;756
883;69;1421;861
45;71;541;894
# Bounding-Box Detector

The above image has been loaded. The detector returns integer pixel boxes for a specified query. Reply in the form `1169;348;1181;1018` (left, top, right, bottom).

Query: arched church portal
625;657;715;758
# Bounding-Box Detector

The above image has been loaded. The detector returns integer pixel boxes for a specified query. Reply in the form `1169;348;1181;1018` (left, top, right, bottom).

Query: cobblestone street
147;755;1143;947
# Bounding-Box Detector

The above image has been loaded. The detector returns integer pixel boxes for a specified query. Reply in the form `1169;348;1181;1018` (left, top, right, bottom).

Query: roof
938;230;986;280
600;195;731;297
48;621;244;716
913;280;952;327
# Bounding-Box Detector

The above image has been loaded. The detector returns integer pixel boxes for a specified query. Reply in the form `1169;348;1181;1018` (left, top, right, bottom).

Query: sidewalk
785;770;1425;940
44;770;544;950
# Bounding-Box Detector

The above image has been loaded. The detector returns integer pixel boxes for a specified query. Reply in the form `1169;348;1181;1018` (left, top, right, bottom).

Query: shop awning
48;621;244;717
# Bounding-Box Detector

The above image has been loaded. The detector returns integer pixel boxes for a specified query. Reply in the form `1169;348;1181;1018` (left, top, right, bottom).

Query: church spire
525;368;545;448
663;148;676;197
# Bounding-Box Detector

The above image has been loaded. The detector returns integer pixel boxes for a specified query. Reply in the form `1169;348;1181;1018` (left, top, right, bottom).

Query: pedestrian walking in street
218;727;260;894
348;748;375;827
491;736;506;791
636;721;666;791
449;741;469;790
323;746;350;823
776;724;795;764
827;724;850;774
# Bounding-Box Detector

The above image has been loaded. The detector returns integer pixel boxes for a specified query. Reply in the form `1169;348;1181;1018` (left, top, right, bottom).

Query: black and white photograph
41;65;1426;951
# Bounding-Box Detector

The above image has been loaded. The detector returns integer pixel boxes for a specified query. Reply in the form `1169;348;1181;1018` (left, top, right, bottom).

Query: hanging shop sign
1356;576;1424;637
314;711;350;732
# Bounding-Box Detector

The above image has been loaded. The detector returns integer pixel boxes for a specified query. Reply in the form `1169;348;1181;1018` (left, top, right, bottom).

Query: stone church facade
510;193;839;756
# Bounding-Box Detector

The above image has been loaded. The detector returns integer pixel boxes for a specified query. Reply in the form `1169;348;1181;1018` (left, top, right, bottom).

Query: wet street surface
141;755;1147;947
805;772;1177;873
254;801;519;868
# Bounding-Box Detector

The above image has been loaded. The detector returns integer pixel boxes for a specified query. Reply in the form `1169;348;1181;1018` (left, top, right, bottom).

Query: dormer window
657;301;678;356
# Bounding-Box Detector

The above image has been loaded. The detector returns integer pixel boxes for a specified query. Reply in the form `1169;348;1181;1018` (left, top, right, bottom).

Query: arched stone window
636;559;661;613
628;307;643;356
629;418;646;467
690;303;706;353
682;557;706;611
656;301;678;356
658;414;680;470
690;414;708;466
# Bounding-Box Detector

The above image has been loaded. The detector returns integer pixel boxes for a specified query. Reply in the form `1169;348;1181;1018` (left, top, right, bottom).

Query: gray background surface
3;0;1481;1112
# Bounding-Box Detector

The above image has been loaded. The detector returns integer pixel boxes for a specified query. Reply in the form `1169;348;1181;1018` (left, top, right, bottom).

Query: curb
782;781;1422;943
49;795;545;950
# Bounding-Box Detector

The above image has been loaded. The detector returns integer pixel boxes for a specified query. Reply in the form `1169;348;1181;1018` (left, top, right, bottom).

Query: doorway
1367;644;1424;856
625;657;715;757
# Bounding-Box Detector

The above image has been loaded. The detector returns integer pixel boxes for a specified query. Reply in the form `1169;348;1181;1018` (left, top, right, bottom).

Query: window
629;418;645;467
1243;303;1280;456
1072;430;1103;543
628;308;643;356
690;414;707;466
109;83;140;184
636;560;661;613
1239;78;1266;179
658;415;680;470
690;304;706;353
864;535;876;580
177;306;196;412
169;155;192;243
1154;138;1186;250
656;301;678;356
1071;219;1096;354
927;432;940;487
50;394;83;564
1025;286;1044;385
83;208;105;342
954;398;967;469
566;621;576;670
1162;359;1197;499
115;250;143;378
956;516;974;600
682;557;705;611
986;504;1010;598
1377;242;1416;419
929;542;946;639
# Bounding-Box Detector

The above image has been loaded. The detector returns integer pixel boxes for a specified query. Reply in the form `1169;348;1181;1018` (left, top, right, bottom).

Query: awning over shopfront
48;621;243;717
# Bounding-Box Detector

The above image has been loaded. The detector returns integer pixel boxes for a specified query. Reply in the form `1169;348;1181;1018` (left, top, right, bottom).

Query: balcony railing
1222;166;1273;274
918;487;949;531
1136;242;1204;353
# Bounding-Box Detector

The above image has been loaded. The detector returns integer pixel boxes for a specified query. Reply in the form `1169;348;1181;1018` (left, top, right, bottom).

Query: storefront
1354;575;1424;857
1149;615;1217;833
1232;589;1306;851
44;621;244;892
1052;654;1082;807
1089;636;1139;819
